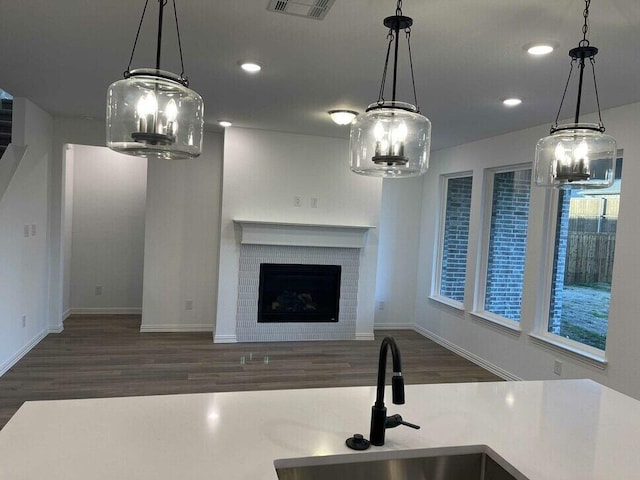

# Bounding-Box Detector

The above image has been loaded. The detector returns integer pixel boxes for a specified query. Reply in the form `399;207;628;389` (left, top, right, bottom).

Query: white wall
412;101;640;399
216;127;382;342
61;144;74;317
140;132;224;332
374;176;424;328
68;145;147;313
0;98;52;375
51;117;106;329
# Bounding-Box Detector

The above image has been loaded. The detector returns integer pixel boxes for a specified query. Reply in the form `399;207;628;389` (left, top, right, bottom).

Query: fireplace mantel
233;220;375;249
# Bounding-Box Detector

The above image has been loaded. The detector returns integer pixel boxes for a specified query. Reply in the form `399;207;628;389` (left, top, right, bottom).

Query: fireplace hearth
258;264;341;323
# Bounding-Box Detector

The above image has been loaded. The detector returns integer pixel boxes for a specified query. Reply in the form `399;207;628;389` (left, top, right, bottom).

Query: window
545;157;623;352
433;173;473;306
476;166;531;325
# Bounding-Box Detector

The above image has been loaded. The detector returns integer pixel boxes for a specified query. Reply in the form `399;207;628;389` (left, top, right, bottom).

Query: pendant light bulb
573;140;588;162
374;121;385;141
137;92;157;119
393;122;408;143
166;99;178;122
554;142;567;164
165;98;179;136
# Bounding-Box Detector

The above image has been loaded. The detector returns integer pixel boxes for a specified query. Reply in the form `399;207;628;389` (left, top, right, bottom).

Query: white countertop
1;379;639;479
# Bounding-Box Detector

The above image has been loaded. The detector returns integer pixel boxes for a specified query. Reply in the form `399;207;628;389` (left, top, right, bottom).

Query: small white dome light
527;44;554;56
328;110;358;125
240;62;262;73
503;98;522;107
219;121;232;128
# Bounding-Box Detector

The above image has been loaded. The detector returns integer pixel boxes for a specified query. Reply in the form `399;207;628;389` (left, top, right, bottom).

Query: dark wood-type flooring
0;315;502;430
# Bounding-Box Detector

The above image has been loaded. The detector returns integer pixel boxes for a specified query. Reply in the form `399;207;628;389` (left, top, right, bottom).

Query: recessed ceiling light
503;98;522;107
526;43;555;56
219;121;232;128
240;62;262;73
328;110;358;125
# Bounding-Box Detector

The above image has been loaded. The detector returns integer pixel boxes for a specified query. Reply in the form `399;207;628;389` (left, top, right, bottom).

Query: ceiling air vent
267;0;336;20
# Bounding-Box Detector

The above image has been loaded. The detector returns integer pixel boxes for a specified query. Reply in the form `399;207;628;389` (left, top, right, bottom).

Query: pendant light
349;0;431;178
534;0;615;189
106;0;204;160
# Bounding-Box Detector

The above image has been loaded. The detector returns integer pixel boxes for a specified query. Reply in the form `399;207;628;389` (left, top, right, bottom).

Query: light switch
23;225;30;237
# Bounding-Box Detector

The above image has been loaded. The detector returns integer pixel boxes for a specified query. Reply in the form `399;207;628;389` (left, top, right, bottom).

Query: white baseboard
140;324;212;333
355;332;375;340
374;323;415;330
62;309;72;320
69;308;142;315
0;329;48;377
412;324;522;382
213;334;238;343
49;324;64;333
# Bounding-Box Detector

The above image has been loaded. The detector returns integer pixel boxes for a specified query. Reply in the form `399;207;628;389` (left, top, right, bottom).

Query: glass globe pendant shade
106;69;204;160
349;101;431;177
534;123;615;189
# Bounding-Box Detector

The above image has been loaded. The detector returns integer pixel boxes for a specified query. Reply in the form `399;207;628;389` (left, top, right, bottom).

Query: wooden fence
565;232;616;284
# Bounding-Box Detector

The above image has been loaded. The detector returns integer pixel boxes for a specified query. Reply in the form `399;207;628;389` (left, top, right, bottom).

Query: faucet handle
392;373;405;404
385;414;420;430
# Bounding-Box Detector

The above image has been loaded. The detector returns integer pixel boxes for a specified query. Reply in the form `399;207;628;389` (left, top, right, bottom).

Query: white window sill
528;332;608;370
470;311;522;336
428;295;465;311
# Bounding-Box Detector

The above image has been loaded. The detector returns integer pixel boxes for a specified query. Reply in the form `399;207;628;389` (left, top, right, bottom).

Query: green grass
557;323;606;351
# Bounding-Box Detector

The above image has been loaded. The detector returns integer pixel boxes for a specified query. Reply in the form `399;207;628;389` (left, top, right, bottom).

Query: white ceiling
1;0;639;151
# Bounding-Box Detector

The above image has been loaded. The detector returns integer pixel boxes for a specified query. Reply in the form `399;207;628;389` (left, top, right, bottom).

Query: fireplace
258;264;341;323
226;221;375;343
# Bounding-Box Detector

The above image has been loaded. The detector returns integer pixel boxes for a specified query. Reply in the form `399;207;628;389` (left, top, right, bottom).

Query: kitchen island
1;379;639;479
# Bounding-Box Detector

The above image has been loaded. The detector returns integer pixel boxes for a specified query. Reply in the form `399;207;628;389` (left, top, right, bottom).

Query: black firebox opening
257;263;341;323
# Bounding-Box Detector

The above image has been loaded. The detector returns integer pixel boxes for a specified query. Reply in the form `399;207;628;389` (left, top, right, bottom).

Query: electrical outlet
31;224;36;236
294;196;302;207
553;360;563;376
95;285;103;296
311;197;318;208
378;301;385;311
22;315;26;328
185;300;193;310
23;225;30;237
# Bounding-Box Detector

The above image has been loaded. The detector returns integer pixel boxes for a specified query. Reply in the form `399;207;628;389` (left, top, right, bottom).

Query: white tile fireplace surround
233;221;374;342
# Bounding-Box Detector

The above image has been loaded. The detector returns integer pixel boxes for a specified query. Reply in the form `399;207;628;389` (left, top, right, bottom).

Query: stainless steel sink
275;445;528;480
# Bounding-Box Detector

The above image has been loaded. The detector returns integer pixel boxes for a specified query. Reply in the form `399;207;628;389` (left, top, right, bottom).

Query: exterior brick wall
440;176;473;302
484;169;532;321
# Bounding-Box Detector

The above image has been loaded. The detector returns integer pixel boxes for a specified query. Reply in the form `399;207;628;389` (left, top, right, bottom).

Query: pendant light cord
377;31;395;104
172;0;186;81
375;0;421;111
553;60;575;130
591;57;604;130
580;0;591;47
125;0;151;76
551;0;604;133
124;0;188;86
406;28;420;113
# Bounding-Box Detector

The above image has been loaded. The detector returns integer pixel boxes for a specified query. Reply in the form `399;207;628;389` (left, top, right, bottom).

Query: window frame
472;163;532;332
528;186;608;366
529;173;622;366
430;171;474;310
